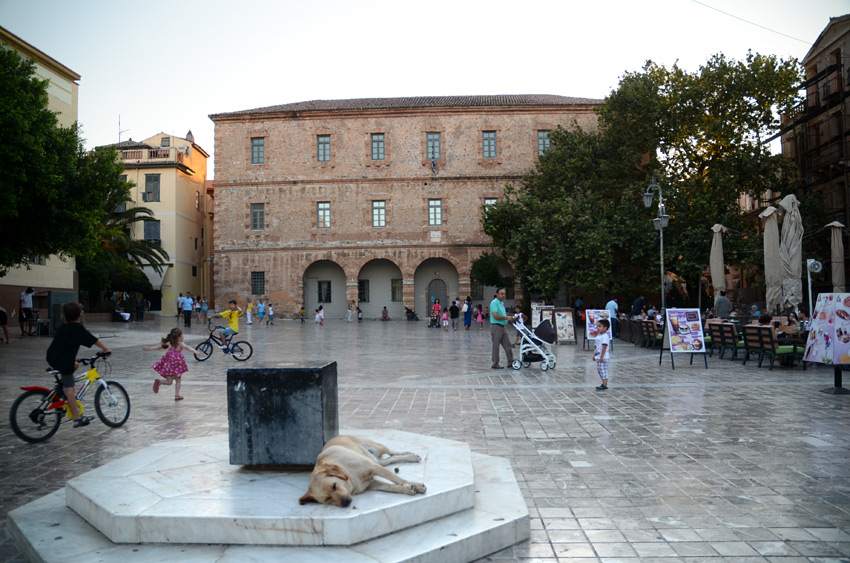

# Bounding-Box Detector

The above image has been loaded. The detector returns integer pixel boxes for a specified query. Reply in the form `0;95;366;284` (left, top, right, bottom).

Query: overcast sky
1;0;847;177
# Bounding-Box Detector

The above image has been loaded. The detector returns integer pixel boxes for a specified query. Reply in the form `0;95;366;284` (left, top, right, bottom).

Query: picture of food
844;296;850;307
821;311;828;320
671;335;683;345
690;322;701;331
679;324;691;334
837;309;850;321
693;339;702;350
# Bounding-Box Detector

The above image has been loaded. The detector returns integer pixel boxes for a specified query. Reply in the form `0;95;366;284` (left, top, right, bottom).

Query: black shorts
61;371;77;388
0;309;6;325
18;308;31;323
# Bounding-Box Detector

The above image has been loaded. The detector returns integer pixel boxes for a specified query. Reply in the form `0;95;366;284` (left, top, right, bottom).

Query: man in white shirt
605;297;619;338
19;287;34;337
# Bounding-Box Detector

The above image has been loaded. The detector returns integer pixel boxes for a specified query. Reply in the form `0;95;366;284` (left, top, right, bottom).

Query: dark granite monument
227;362;339;466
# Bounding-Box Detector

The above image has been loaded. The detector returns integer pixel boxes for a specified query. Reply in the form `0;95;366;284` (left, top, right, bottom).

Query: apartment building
107;132;211;315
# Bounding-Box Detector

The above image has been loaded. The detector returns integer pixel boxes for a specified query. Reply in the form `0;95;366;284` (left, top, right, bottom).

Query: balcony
121;148;184;165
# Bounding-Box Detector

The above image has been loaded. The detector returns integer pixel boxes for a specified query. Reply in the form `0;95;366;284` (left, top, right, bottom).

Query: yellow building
0;26;80;330
107;132;212;316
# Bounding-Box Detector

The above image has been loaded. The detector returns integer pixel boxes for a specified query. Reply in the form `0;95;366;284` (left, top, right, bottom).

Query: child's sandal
175;396;184;401
73;416;93;428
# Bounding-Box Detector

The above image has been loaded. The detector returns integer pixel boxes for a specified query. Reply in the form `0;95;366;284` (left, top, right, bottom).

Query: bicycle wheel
230;341;253;361
194;340;213;361
10;389;62;443
94;381;130;427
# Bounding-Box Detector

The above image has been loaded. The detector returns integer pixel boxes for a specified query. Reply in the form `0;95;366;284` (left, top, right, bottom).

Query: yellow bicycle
10;352;130;443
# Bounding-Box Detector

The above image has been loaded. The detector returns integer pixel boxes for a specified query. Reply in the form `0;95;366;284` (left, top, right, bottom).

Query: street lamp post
643;177;669;312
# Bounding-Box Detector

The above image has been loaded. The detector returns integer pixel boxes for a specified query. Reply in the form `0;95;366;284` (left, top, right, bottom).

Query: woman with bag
462;296;473;330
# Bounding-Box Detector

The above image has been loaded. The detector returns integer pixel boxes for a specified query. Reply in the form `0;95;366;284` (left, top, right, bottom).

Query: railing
121;149;183;164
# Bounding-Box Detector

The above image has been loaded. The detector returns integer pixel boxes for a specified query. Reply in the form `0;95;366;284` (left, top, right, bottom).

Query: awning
141;265;169;291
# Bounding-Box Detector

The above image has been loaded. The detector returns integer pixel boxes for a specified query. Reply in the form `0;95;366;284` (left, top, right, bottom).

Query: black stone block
227;362;339;466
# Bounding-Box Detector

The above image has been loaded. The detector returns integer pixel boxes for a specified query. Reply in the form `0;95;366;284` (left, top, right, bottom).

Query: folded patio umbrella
710;224;727;293
779;194;803;311
828;221;845;292
759;206;782;314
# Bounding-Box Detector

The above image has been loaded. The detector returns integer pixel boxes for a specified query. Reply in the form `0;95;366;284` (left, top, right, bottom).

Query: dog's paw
411;482;426;494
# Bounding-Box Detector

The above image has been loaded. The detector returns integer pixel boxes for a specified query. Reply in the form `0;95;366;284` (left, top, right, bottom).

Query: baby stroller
512;319;557;371
428;309;440;328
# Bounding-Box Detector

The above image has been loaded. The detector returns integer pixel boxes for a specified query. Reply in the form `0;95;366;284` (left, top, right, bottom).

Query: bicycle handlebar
79;351;111;366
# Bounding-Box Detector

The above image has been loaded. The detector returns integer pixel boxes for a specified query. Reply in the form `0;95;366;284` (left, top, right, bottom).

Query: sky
1;0;848;178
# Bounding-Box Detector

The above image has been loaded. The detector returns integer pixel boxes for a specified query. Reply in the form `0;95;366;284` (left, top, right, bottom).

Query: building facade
781;14;850;285
0;26;81;327
209;95;601;319
106;132;212;316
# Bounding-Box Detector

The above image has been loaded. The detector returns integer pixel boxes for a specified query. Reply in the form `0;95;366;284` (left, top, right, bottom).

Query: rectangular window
371;133;385;160
251;272;265;295
251;137;265;164
318;280;332;303
194;238;198;250
482;131;497;159
372;200;386;227
317;135;331;162
192;266;197;277
251;203;265;231
428;199;442;226
358;280;370;303
196;191;200;210
537;130;551;155
143;220;161;245
161;137;170;147
391;279;403;302
317;202;331;229
484;198;497;207
143;174;160;202
426;132;441;160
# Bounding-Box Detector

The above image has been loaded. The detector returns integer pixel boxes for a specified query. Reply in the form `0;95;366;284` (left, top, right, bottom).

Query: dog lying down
299;435;427;508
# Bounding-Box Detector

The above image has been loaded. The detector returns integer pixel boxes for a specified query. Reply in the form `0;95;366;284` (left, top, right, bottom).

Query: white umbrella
710;224;728;292
759;206;782;314
779;194;803;311
828;221;846;292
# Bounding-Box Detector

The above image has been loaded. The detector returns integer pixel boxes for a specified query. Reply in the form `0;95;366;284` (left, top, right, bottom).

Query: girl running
143;327;198;401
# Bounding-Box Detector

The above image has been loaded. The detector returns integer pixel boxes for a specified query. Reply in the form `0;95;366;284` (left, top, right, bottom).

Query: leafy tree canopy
0;46;109;274
484;52;804;302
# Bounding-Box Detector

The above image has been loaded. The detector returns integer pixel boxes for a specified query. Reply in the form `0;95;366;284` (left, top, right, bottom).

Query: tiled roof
211;94;602;118
99;139;153;150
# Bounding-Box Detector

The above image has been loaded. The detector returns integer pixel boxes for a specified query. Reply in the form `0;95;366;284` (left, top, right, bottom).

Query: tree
484;52;803;303
0;46;108;274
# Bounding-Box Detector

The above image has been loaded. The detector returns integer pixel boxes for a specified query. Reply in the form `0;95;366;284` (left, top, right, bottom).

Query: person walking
449;301;460;331
182;292;194;328
476;305;484;329
463;296;473;330
257;299;265;326
489;288;516;369
512;304;528;347
200;296;209;323
143;328;198;401
246;300;253;324
347;301;354;323
714;290;731;318
267;304;275;325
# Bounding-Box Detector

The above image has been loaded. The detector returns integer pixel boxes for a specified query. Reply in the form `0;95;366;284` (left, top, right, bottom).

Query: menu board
553;309;576;343
585;309;610;340
666;308;706;353
530;303;553;329
804;293;850;364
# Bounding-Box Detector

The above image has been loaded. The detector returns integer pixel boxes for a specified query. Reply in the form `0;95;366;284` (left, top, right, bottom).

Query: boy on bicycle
211;300;243;349
46;302;111;427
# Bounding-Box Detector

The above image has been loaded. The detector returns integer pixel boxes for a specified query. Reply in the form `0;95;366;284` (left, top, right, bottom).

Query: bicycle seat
45;368;60;375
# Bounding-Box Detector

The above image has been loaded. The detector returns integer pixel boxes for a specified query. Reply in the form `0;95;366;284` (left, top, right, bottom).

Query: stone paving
1;314;850;562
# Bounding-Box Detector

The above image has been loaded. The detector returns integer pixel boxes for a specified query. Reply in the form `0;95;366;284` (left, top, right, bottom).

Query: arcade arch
302;260;346;319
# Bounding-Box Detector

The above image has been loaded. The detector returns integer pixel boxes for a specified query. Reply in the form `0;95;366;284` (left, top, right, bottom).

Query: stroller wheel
547;357;557;369
523;361;531;368
511;359;522;370
540;362;549;372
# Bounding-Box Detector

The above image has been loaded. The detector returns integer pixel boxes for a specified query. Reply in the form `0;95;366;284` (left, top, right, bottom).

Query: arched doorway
427;278;447;314
302;260;347;319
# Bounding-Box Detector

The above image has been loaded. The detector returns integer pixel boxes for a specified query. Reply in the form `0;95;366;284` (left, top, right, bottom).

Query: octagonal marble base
10;431;529;563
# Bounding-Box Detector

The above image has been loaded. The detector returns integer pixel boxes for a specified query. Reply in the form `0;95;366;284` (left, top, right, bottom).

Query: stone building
781;14;850;286
209;95;601;319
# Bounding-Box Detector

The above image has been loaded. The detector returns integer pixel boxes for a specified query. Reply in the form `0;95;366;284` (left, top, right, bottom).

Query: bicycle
194;320;253;361
10;352;130;443
20;310;40;337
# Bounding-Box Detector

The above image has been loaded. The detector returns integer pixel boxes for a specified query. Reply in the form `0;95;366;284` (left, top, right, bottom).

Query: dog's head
299;463;353;507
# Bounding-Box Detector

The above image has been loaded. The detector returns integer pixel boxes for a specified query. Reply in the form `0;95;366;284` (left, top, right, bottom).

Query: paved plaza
1;315;850;562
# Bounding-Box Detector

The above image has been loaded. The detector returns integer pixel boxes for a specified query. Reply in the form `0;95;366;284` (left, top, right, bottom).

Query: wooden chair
640;320;663;348
741;325;806;370
707;322;744;360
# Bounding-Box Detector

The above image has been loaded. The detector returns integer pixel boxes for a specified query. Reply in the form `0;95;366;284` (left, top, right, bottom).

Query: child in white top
593;318;611;391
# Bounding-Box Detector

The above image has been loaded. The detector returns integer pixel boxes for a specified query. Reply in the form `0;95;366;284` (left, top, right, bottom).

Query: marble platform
9;430;529;562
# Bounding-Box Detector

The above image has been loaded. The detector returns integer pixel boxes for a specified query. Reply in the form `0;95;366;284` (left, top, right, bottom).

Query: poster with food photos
665;308;706;353
804;293;850;365
585;309;610;340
